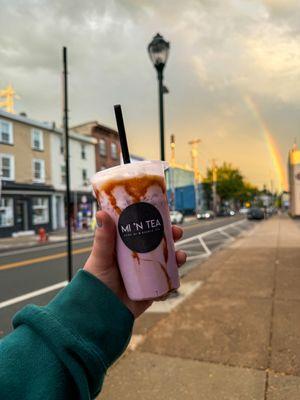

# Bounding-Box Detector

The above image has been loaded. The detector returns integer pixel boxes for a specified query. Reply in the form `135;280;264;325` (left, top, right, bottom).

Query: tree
204;162;258;207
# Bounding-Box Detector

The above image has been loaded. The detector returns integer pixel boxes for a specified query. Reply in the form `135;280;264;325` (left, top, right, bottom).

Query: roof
71;121;118;136
0;109;55;131
0;109;96;144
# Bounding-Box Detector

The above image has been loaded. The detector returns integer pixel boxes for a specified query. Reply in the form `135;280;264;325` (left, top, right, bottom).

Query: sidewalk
0;228;94;252
100;215;300;400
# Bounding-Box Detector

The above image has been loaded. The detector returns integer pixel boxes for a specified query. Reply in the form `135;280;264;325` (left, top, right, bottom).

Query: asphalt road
0;215;246;337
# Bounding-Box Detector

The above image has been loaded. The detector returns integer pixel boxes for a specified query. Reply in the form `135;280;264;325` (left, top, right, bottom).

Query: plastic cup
91;160;180;301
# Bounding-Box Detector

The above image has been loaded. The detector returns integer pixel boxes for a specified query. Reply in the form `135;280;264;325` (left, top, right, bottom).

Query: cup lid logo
118;202;164;253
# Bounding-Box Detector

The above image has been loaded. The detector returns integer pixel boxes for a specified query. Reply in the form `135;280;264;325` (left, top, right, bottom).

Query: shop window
32;197;49;224
0;198;14;227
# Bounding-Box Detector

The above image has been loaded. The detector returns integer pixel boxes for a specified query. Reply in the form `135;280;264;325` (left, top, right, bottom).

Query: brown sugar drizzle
162;235;172;290
132;252;140;265
98;174;171;290
100;174;166;212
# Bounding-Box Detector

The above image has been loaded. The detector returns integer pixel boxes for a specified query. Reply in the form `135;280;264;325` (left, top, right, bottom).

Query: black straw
114;104;131;164
63;46;73;282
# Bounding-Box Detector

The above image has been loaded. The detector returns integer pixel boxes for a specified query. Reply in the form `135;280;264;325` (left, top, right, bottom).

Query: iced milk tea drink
91;160;180;300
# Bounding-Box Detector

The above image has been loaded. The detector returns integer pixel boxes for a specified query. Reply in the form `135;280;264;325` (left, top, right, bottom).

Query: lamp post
148;33;170;161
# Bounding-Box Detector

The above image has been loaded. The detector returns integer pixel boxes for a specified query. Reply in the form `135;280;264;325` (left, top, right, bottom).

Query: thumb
84;210;117;273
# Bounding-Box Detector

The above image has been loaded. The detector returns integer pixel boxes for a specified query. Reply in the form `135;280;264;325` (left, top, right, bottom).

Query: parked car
265;207;277;217
247;207;265;220
217;208;235;217
239;207;249;215
197;210;215;220
170;210;184;224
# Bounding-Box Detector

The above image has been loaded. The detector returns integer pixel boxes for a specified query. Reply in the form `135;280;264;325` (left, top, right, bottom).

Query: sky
1;0;300;191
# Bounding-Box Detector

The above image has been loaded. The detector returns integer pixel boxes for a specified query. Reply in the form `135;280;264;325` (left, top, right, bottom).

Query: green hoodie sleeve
0;270;134;400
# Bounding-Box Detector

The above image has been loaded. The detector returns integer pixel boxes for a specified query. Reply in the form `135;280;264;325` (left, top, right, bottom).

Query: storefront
69;191;95;230
0;181;54;237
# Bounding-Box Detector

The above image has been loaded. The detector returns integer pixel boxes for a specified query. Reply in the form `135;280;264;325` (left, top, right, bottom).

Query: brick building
71;121;120;172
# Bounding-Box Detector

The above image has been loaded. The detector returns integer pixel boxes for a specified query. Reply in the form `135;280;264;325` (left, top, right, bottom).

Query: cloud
0;0;299;189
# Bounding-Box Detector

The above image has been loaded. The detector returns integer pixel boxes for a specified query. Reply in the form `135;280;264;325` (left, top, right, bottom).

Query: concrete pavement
100;215;300;400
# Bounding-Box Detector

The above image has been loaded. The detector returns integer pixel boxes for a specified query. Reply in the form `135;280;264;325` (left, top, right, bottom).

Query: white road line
0;237;93;258
198;236;212;256
218;229;234;240
0;281;68;309
186;253;210;261
175;218;246;246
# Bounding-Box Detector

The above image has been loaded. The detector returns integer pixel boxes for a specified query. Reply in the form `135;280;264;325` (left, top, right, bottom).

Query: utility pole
63;46;73;282
170;134;176;211
212;159;218;213
0;171;2;204
188;139;201;213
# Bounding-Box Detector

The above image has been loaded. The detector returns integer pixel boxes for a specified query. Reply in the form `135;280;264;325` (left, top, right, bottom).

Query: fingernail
96;217;102;228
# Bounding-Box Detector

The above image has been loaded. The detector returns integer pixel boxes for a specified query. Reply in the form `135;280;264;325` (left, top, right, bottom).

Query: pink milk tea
91;160;180;301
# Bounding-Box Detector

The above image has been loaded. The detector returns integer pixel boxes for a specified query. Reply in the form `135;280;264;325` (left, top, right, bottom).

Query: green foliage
204;162;258;204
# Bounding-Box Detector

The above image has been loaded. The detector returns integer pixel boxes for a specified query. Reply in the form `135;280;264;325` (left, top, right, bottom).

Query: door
56;196;63;228
16;199;29;231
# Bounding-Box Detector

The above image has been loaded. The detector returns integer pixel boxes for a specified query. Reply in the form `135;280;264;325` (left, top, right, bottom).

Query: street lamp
148;33;170;161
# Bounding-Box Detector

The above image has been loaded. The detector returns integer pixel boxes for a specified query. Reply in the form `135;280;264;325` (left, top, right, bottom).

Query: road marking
176;218;246;246
218;228;234;241
0;281;68;309
0;237;93;258
0;246;92;271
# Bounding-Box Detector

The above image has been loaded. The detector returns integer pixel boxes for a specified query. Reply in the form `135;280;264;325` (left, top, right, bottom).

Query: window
0;154;14;180
0;198;14;227
0;120;13;144
60;137;64;154
32;197;49;224
82;169;88;184
32;159;45;183
81;144;86;159
99;139;106;156
31;129;44;151
61;165;66;184
111;142;118;160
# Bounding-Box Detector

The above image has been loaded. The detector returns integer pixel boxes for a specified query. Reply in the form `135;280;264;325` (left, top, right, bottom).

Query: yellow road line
0;246;92;271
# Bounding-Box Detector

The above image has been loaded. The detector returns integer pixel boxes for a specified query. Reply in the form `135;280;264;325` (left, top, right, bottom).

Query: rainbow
244;96;287;191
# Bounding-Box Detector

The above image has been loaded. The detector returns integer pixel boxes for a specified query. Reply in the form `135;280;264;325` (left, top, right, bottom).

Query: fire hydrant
38;228;48;243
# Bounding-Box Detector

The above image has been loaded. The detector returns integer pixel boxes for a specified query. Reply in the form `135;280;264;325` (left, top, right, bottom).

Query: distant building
0;110;98;237
165;166;194;190
71;121;120;172
50;130;97;230
288;146;300;217
0;109;55;237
